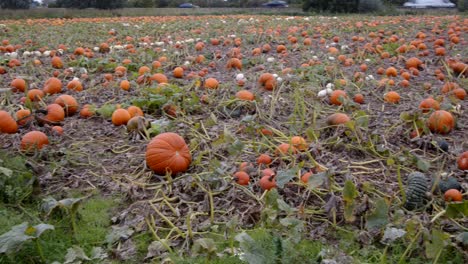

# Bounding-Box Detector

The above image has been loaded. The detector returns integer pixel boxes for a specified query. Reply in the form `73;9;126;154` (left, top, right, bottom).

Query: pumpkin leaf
64;245;91;264
381;227;406;245
354;110;369;129
0;166;12;177
235;232;268;264
445;201;468;218
192;238;217;254
366;198;389;230
0;222;34;254
105;225;134;244
416;158;430;172
425;229;449;259
307;171;327;189
276;168;297;188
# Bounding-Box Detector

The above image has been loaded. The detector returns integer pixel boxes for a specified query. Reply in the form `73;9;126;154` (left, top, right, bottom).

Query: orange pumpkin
384;91;400;104
66;80;83;91
127;106;144;117
204;78;219;89
427;110;454;134
27;89;44;101
43;77;62;95
111;109;131;126
10;78;26;92
45;104;65;122
257;154;272;165
145;132;192;175
51;56;63;69
0;110;18;134
236;90;255;101
457;151;468;170
173;67;184;78
444;189;462;202
80;104;95;118
120;80;131;91
21;131;49;152
329;90;347;105
290;136;307;151
55;94;79;116
419;97;440;112
326;113;350;126
16;109;33;126
233;171;250;185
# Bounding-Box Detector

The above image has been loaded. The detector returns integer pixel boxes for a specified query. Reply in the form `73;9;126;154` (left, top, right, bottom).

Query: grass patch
0;195;117;263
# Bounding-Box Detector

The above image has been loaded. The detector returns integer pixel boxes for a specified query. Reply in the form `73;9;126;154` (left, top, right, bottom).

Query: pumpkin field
0;14;467;263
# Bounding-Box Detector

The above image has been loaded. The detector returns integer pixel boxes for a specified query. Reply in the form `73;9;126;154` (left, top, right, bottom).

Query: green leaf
307;172;327;189
192;238;217;254
277;198;295;214
64;245;90;264
416;158;430;172
0;222;34;254
32;224;54;238
343;180;358;203
105;225;134;244
235;232;267;264
386;158;395;166
276;169;297;188
344;202;356;223
354;110;369;128
445;201;468;218
0;166;12;177
90;247;108;260
425;229;449;259
265;189;279;209
366;198;389;230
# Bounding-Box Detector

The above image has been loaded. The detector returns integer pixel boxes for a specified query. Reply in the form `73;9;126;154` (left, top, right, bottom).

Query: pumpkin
66;80;83;91
112;109;131;126
301;171;313;184
236;90;255;101
16;109;33;126
259;175;276;190
385;67;397;77
51;56;63;69
80;104;95;118
43;77;62;95
138;66;151;76
226;58;242;70
173;67;184;78
10;78;26;92
404;172;428;210
234;171;250;185
21;131;49;152
444;189;462;202
276;143;297;155
45;104;65;122
258;73;276;91
27;89;44;101
151;73;168;84
384;91;400;104
290;136;307;151
354;94;364;104
453;88;466;100
0;110;18;134
127;106;144;117
120;80;130;91
51;126;64;135
441;82;459;93
145;132;192;175
326;113;350;126
457;151;468;170
115;66;127;76
405;57;422;69
55;94;79;116
204;78;219;89
329;90;347;105
427;110;454;134
419;97;440;112
257;154;272;165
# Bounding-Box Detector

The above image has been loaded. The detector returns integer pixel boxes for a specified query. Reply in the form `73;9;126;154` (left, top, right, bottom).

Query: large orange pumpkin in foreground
146;132;192;175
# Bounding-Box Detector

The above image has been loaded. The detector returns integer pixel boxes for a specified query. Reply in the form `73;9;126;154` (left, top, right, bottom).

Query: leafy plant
0;152;36;204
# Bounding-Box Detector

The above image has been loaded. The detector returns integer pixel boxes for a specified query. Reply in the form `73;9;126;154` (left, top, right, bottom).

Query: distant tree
154;0;169;7
0;0;32;9
95;0;126;9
